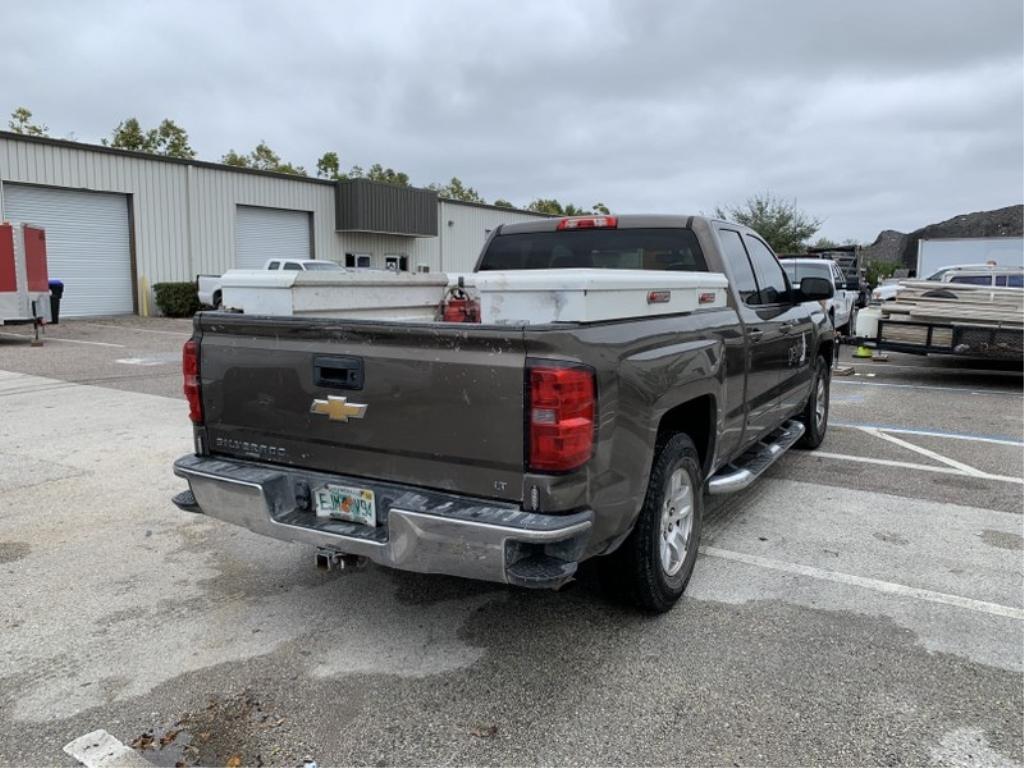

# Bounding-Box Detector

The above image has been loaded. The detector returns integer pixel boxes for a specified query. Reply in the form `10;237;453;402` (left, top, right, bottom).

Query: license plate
313;483;376;527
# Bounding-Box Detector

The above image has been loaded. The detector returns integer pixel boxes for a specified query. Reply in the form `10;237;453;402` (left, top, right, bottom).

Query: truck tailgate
197;315;527;502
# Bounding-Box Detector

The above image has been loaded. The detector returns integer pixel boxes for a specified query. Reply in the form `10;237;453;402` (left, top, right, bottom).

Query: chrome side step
707;419;805;495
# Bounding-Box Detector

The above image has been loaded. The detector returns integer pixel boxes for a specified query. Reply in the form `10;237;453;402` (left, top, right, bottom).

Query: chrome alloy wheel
815;373;827;430
659;467;694;576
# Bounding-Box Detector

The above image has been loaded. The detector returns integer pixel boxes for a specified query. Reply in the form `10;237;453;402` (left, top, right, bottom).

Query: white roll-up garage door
2;184;133;317
235;206;311;268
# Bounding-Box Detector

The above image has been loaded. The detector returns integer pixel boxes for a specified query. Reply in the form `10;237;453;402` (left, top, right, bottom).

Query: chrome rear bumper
173;454;592;588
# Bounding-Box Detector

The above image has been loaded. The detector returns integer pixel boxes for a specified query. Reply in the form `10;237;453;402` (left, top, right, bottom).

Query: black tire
212;291;222;309
599;434;704;613
796;353;830;449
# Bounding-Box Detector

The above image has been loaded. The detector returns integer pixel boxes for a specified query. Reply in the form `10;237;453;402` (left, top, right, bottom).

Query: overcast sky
4;0;1022;241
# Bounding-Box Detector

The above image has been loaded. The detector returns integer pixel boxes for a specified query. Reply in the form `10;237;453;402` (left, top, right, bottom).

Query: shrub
865;260;900;288
153;282;202;317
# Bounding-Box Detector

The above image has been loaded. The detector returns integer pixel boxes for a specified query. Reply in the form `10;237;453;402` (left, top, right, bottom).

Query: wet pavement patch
129;691;293;767
0;542;30;564
980;529;1024;551
874;531;910;546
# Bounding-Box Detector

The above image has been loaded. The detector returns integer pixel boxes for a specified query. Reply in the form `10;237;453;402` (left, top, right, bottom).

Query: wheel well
819;337;834;364
655;394;715;474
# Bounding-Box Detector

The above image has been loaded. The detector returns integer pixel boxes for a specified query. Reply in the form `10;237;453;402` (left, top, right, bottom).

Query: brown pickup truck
172;215;835;612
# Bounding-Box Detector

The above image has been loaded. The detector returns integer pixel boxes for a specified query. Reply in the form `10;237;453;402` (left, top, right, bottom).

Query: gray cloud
4;0;1022;241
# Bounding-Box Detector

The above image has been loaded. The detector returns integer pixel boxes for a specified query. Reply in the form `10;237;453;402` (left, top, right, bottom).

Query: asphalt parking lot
1;318;1021;767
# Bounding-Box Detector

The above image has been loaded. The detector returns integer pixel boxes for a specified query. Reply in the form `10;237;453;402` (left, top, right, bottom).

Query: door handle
313;355;364;390
748;328;764;342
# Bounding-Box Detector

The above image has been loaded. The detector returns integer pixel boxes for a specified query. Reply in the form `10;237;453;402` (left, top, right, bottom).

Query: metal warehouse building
0;131;547;317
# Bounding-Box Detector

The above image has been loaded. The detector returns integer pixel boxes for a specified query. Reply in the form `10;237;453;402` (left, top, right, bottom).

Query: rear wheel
212;290;222;309
600;433;703;613
796;353;830;449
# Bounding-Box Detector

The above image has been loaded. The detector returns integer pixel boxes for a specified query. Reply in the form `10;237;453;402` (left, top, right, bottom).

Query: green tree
715;192;821;253
526;198;608;216
222;149;249;167
526;198;566;215
8;107;48;136
430;177;484;203
493;199;515;209
316;151;342;179
105;117;195;158
154;119;195;158
220;141;306;175
809;236;838;251
106;118;154;151
366;163;410;186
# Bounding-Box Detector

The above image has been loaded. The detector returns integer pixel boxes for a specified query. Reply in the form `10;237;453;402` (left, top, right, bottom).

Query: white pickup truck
197;259;343;307
780;257;856;332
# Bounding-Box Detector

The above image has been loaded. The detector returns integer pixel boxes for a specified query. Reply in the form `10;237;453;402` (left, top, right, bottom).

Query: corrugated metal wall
437;201;549;272
0;135;548;313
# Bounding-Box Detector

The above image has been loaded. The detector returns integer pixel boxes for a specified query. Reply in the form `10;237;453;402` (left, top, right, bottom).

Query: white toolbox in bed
220;270;449;320
465;269;729;324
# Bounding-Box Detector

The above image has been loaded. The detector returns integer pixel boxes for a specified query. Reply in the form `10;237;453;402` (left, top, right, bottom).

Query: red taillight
182;339;203;424
527;364;595;472
556;216;618;231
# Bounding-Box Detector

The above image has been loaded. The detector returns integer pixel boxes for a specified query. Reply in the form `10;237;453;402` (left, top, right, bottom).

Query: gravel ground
0;318;1020;767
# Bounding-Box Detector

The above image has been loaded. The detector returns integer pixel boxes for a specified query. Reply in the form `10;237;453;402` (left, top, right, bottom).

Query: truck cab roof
496;214;711;235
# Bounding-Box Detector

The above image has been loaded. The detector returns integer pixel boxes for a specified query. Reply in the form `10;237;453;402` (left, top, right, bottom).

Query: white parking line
861;427;991;477
833;380;1022;397
848;361;1023;378
0;331;125;348
831;422;1024;447
76;321;190;336
811;451;1024;484
700;546;1024;620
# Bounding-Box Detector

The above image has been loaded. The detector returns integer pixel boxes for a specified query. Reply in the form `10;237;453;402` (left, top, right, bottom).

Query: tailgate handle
313;355;364;390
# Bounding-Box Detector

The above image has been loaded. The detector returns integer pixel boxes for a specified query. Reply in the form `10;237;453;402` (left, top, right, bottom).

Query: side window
717;229;759;304
282;262;302;271
743;236;789;305
1006;274;1023;288
950;275;990;285
267;261;280;270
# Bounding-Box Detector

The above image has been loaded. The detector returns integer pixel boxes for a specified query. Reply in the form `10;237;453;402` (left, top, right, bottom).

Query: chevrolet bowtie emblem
310;395;368;422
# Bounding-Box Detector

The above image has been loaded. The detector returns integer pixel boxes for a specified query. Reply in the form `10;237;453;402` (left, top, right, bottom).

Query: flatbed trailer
853;280;1023;361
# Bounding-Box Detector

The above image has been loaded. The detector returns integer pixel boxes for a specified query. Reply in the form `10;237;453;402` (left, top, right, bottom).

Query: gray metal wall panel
335;180;438;236
438;200;551;272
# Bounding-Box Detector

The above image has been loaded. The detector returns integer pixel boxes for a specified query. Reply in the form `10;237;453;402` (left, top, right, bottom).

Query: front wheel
599;433;704;613
796;353;830;449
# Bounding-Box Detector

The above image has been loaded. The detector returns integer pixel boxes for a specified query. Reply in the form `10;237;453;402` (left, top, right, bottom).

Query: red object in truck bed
0;224;16;293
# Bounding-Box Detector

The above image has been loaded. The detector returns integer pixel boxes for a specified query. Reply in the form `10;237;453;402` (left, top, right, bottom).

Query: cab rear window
478;228;707;272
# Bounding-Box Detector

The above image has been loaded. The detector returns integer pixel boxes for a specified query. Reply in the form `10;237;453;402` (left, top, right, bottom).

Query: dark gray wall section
335;179;438;236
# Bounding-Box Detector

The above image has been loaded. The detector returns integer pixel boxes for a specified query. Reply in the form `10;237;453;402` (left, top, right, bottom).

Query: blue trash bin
48;279;64;324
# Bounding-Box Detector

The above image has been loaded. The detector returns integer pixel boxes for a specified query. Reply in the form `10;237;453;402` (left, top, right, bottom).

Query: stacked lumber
883;281;1024;328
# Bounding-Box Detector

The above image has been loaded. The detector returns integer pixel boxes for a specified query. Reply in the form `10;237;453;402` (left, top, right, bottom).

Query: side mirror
799;276;834;301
